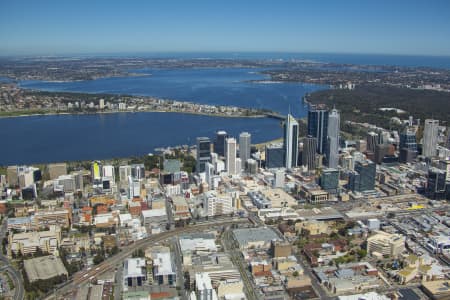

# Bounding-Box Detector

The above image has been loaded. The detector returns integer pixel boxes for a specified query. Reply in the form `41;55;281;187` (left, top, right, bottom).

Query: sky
1;0;450;56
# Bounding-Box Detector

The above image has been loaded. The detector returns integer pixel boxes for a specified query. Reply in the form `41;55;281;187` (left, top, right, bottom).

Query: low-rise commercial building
367;231;405;258
24;255;68;282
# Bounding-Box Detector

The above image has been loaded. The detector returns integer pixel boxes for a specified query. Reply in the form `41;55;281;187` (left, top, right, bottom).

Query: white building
123;258;147;291
204;191;234;217
102;165;115;182
284;114;299;169
195;273;217;300
119;165;131;183
239;132;251;169
226;138;237;175
423;119;439;157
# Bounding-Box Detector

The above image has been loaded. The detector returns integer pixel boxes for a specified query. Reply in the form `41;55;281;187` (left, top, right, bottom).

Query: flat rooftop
24;255;68;282
232;227;280;247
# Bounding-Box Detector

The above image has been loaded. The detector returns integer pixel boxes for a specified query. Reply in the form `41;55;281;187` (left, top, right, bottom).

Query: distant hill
307;84;449;128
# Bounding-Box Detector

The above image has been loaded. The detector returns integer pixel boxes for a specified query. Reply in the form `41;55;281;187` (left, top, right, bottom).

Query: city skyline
1;0;450;56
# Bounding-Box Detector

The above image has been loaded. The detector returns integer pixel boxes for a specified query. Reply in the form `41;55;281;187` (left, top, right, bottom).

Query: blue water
19;68;326;117
0;113;283;165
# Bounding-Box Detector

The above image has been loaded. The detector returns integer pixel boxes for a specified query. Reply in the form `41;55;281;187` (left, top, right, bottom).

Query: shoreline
0;109;268;120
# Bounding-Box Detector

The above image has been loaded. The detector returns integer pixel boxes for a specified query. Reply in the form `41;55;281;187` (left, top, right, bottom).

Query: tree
93;254;105;265
357;249;367;259
292;271;299;277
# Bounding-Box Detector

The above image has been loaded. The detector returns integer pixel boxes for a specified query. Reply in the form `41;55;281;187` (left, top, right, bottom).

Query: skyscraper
423;119;439;157
307;104;329;154
400;128;418;152
265;144;285;169
302;136;317;171
348;160;376;192
196;137;211;173
213;130;228;157
239;132;251;169
225;137;237;175
326;108;340;168
284;114;299;169
366;131;379;154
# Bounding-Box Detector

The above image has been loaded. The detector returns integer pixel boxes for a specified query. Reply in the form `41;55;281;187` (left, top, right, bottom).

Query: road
45;217;250;299
296;254;335;300
222;230;259;300
172;236;188;300
0;218;25;300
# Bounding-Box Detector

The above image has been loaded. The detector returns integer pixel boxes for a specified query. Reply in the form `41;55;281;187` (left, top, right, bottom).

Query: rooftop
232;227;281;247
23;255;68;282
124;258;146;277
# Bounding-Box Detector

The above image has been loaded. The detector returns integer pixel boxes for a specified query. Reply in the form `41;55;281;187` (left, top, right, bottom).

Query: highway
0;218;25;300
45;216;250;299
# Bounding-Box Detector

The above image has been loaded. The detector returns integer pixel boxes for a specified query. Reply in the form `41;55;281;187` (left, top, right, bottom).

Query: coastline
0;109;268;120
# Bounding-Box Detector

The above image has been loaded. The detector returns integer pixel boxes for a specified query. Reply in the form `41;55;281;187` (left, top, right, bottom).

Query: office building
427;168;447;200
196;273;215;300
327;108;340;168
225;137;237;175
399;128;418;152
130;164;145;180
123;258;147;289
423;119;439;157
265;144;284;169
102;165;115;182
439;160;450;181
366;132;379;153
284;114;299;169
152;252;176;285
307;104;328;154
91;161;102;182
302;136;317;171
239;132;251;169
348;160;376;192
367;231;405;258
320;168;339;194
196;137;211;173
213;130;228;157
119;165;131;182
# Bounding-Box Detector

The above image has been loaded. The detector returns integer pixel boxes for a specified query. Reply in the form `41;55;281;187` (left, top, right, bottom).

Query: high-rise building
423;119;439;157
366;132;379;154
319;168;339;194
427;168;447;200
400;128;418;152
239;132;251;169
119;165;131;183
213;131;228;157
196;137;211;173
348;160;376;192
326;108;340;168
307;104;329;154
130;164;145;180
91;161;102;182
102;165;115;183
265;144;285;169
284;114;299;169
225;138;237;175
302;136;317;171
